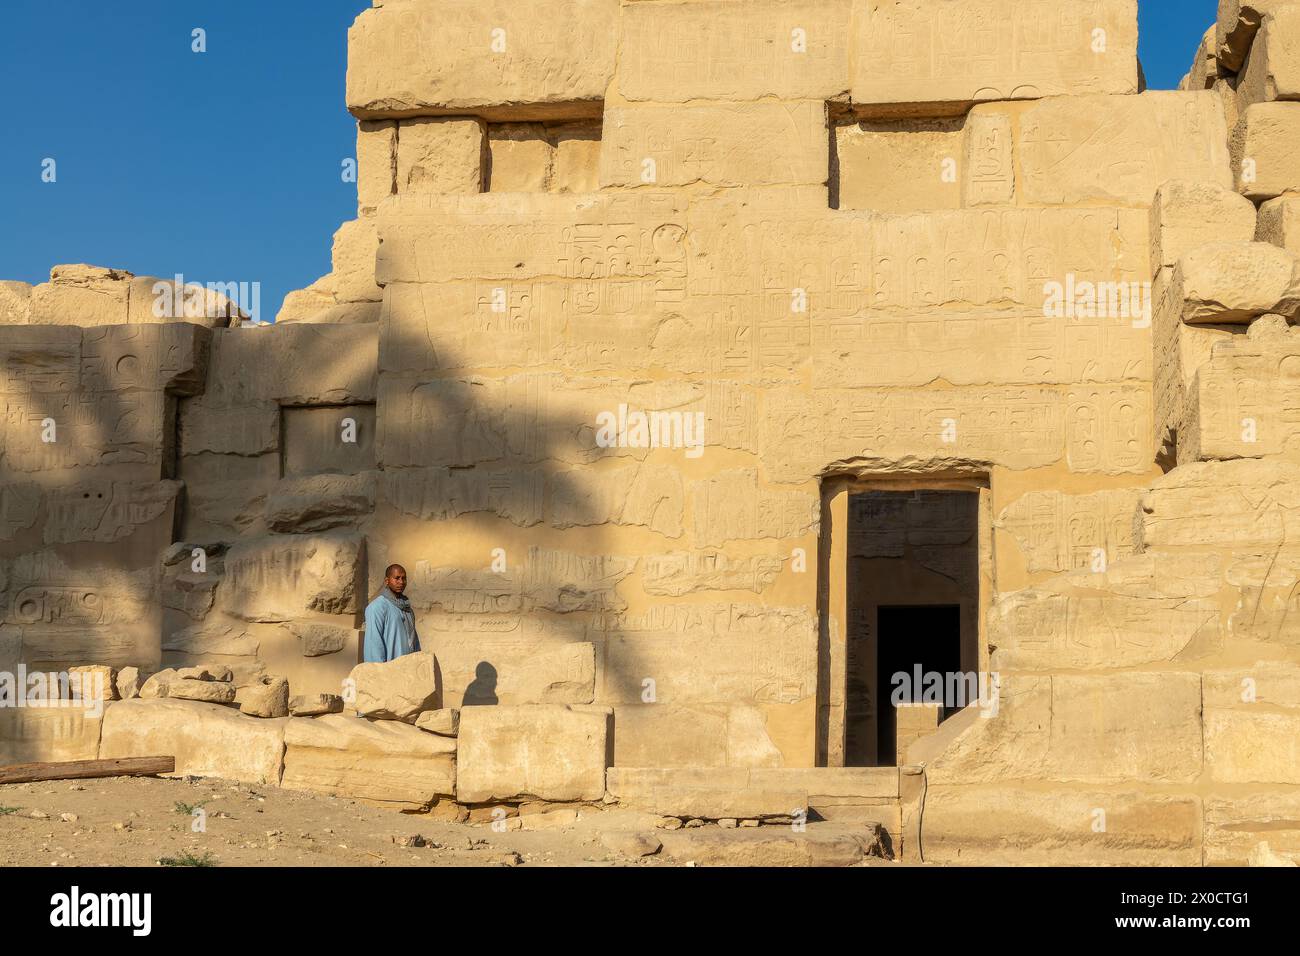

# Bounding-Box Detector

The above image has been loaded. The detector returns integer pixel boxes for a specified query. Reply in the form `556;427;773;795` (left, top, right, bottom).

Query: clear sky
0;0;1219;323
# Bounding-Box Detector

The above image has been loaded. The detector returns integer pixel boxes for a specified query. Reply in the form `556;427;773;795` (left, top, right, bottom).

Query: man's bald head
384;564;407;596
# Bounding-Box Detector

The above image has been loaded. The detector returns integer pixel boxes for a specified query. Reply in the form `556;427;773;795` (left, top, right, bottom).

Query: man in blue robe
362;564;421;663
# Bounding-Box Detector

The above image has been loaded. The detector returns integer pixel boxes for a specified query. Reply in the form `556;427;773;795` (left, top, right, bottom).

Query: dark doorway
875;604;962;765
841;489;980;767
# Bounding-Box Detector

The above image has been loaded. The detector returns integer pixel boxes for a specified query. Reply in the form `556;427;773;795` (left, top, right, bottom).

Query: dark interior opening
874;604;962;765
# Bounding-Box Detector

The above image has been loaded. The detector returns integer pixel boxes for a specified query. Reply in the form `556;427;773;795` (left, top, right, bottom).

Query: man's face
386;568;407;595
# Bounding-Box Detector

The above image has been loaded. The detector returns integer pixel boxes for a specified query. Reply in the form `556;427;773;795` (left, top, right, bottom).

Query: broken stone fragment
237;676;290;719
139;669;179;700
414;708;459;736
1171;241;1300;323
68;665;117;702
176;664;234;683
599;831;662;858
287;621;357;658
349;652;439;723
115;666;142;701
167;679;237;705
289;693;346;717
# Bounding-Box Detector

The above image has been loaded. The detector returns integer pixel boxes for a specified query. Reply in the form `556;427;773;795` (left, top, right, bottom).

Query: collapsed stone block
1218;0;1295;72
281;713;456;810
237;675;290;718
415;707;459;736
349;651;439;722
456;704;608;803
1258;194;1300;255
1168;241;1300;324
99;698;287;785
1237;6;1300;108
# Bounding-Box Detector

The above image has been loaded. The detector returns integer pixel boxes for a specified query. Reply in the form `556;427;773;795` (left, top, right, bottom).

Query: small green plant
173;801;204;815
159;850;216;867
0;807;18;815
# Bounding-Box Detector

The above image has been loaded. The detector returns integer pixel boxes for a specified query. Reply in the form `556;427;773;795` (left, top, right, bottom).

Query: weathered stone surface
138;669;178;700
397;117;485;196
836;117;963;212
1258;194;1300;256
1182;330;1300;461
1150;180;1258;274
1232;102;1300;200
1169;241;1300;324
1237;6;1300;108
115;666;141;700
425;637;595;707
415;707;459;736
1138;459;1300;550
220;533;363;622
1218;0;1295;72
264;474;376;534
1205;792;1300;864
851;0;1139;114
349;651;439;722
286;621;357;658
99;698;286;784
237;675;290;718
658;827;876;867
281;713;456;809
456;704;608;803
920;786;1201;865
331;218;382;304
357;120;396;215
607;768;807;820
600;102;827;188
289;693;345;717
166;678;236;704
0;280;33;324
346;0;619;119
0;706;105;764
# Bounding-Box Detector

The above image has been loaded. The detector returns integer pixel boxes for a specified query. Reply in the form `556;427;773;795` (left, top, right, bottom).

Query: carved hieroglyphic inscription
997;488;1143;572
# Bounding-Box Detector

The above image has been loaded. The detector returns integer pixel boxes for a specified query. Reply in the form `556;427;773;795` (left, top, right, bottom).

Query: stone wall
4;0;1300;865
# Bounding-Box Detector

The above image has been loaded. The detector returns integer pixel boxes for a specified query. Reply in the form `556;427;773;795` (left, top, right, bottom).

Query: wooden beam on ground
0;756;175;786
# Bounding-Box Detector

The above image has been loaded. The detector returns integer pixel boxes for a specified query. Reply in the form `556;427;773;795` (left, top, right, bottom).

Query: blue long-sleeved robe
363;589;421;663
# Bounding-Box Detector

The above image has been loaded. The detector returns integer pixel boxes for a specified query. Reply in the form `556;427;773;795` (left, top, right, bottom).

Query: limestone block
1186;25;1223;91
605;768;806;820
289;693;344;716
66;665;116;702
331;218;382;303
203;324;377;406
1206;710;1300;783
125;276;244;328
346;0;619;119
550;123;601;193
397;117;485;196
1017;92;1232;205
276;279;337;325
99;698;287;785
1182;331;1300;461
275;300;380;326
349;651;439;722
281;713;456;809
851;0;1139;114
920;787;1201;866
455;704;608;803
1238;7;1300;108
618;0;848;102
415;707;459;736
1170;241;1300;324
835;117;963;212
600;102;828;189
40;480;180;545
1205;792;1300;864
237;675;289;718
1149;181;1258;274
166;678;236;704
139;668;178;700
286;621;357;658
1137;459;1300;550
115;666;142;700
377;192;688;286
550;463;684;537
0;280;33;324
0;706;105;764
487;124;553;192
427;637;595;707
220;532;364;622
1258;194;1300;255
180;399;280;456
1218;0;1296;72
1232;102;1300;200
264;474;376;534
357;120;396;215
29;265;130;326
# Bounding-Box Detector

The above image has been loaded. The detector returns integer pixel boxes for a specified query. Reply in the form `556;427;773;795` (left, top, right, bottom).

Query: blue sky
0;0;1219;322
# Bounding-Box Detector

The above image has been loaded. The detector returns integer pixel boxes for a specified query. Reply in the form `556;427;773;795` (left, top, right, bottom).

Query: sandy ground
0;775;654;867
0;775;890;867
